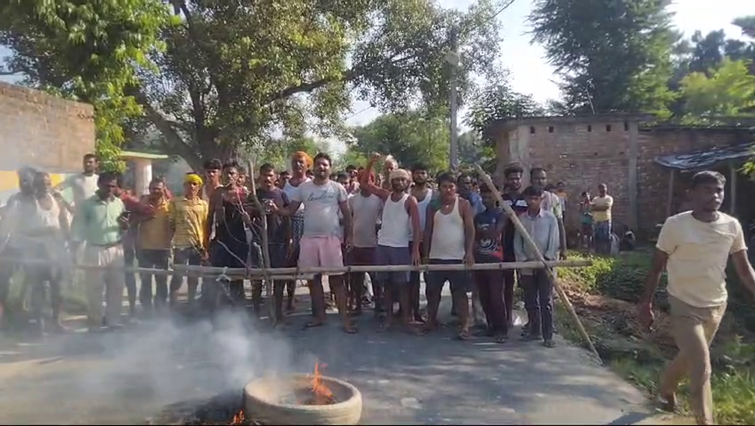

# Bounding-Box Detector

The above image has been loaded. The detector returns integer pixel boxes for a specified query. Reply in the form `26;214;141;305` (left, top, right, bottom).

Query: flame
309;361;335;405
229;409;244;425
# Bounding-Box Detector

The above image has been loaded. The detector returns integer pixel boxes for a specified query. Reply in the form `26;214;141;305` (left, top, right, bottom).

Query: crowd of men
1;148;754;425
0;151;622;349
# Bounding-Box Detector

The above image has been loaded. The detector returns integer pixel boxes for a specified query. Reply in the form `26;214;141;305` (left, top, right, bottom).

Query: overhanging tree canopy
0;0;507;170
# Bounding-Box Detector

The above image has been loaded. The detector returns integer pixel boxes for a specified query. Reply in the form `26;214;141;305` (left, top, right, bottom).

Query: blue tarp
654;141;755;170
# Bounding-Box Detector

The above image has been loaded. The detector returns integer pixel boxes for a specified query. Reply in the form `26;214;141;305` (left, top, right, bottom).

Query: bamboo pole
474;165;602;364
247;159;275;322
0;256;589;277
0;256;310;281
172;259;591;276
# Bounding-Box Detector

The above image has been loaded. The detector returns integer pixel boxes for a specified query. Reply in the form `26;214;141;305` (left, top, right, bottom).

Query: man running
169;173;209;308
347;169;383;317
474;183;507;343
424;172;476;340
361;154;421;332
205;161;253;307
273;153;355;333
500;165;527;328
639;171;755;425
408;163;433;323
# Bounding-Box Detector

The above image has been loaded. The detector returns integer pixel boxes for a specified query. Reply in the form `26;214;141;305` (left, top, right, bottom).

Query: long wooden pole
474;165;602;364
172;260;591;276
247;159;275;322
0;256;589;276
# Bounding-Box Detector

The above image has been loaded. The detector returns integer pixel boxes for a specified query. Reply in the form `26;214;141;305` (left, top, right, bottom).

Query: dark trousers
123;244;137;314
474;269;507;335
407;242;423;320
502;269;516;327
520;269;554;340
138;249;171;311
170;247;203;304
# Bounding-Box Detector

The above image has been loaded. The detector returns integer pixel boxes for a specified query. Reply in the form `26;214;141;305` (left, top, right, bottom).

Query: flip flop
343;324;358;334
494;334;509;344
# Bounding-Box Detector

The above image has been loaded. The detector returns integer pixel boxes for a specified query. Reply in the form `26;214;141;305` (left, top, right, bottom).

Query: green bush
560;250;669;308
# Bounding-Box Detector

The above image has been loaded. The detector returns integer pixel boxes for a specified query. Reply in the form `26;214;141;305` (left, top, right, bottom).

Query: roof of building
119;150;170;160
654;141;755;170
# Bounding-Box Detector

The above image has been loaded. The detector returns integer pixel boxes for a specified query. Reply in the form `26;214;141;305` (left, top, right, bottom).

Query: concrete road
0;285;654;425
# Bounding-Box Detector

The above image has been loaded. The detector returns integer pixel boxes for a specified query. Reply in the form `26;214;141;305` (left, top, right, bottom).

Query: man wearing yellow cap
168;172;209;307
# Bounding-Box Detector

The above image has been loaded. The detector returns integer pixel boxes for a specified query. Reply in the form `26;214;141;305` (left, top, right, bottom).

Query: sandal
494;334;508;344
343;323;358;334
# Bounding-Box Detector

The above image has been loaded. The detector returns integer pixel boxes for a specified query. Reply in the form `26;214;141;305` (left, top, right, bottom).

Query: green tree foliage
0;0;505;171
347;110;450;173
0;0;175;171
529;0;677;116
466;77;545;143
678;58;755;123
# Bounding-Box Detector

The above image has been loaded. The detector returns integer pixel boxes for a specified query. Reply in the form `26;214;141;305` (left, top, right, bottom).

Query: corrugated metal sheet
654;141;755;170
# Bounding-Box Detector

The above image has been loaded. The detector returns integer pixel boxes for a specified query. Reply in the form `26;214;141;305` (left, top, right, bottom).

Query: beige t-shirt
657;211;746;308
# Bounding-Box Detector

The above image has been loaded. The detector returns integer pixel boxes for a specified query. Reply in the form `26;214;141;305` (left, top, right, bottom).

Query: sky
2;0;754;156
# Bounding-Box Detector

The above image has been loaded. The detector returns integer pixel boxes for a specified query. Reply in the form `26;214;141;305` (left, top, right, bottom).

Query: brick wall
494;116;751;236
636;128;751;232
496;118;635;232
0;81;95;172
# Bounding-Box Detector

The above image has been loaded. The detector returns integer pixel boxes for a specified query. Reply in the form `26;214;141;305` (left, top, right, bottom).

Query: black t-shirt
501;191;527;260
255;187;290;244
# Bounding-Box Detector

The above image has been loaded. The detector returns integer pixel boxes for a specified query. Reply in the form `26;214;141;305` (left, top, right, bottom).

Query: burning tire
243;373;363;425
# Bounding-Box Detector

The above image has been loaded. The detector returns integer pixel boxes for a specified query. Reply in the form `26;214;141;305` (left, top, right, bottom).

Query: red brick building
488;114;754;237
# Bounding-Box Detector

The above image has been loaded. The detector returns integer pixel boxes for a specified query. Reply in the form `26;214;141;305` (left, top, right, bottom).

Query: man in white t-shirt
274;153;355;334
639;171;755;425
55;153;99;214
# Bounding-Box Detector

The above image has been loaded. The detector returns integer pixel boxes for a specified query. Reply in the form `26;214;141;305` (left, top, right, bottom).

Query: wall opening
587;125;592;132
530;126;536;134
548;126;554;133
624;121;629;131
606;124;612;132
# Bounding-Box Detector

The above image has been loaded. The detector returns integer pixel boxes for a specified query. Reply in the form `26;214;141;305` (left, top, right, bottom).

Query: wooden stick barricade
172;259;591;277
0;255;590;278
474;165;602;364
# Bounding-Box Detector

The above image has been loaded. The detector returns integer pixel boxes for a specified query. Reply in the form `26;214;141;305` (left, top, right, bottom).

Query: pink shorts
298;235;344;275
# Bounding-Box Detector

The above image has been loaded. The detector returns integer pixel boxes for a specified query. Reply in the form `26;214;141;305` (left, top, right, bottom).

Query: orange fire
309;361;335;405
229;409;244;425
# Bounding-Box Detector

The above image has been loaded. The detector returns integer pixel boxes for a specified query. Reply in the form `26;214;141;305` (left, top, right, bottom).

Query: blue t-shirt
474;207;504;261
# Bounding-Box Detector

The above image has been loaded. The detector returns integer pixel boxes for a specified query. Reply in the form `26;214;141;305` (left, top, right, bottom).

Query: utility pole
447;27;460;172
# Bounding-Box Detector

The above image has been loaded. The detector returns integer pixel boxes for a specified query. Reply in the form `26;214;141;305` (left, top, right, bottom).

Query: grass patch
556;250;755;425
